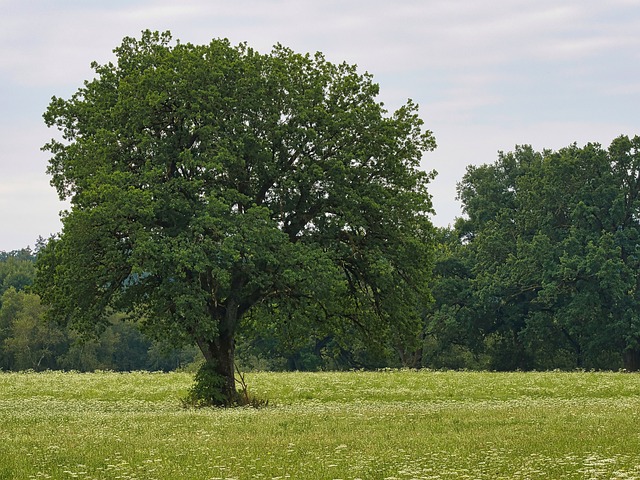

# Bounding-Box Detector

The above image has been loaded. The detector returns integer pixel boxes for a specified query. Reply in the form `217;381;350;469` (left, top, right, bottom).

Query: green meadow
1;370;640;479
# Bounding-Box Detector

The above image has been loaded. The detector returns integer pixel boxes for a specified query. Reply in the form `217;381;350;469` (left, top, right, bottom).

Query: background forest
2;135;639;373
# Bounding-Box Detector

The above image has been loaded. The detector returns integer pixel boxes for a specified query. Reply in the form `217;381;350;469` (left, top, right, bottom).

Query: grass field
1;370;640;479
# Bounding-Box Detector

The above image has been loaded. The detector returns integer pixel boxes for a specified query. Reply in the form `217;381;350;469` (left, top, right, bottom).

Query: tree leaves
36;31;437;388
452;136;640;369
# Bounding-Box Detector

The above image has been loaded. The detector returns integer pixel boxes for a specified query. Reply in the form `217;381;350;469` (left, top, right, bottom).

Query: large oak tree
35;31;436;404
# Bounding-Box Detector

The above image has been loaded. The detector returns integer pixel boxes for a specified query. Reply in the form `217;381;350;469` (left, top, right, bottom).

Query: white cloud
0;176;67;250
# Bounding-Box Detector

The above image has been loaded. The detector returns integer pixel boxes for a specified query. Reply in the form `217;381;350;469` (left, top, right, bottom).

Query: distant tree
0;287;66;370
0;249;36;297
57;314;197;372
35;31;436;404
422;227;483;369
0;248;196;372
456;137;640;370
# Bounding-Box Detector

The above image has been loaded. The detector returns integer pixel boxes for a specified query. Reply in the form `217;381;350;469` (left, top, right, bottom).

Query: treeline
0;249;199;371
2;135;639;372
426;135;640;371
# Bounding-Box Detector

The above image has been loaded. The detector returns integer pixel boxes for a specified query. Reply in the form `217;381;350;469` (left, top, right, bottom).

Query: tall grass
1;370;639;479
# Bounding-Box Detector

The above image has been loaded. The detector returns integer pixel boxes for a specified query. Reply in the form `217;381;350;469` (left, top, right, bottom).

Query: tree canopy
444;136;640;370
35;31;437;404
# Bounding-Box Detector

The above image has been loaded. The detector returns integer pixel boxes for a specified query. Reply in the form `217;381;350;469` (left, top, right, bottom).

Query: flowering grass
1;370;640;479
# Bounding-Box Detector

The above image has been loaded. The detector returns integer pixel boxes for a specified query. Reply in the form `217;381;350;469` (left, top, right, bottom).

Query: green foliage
55;315;198;372
0;252;199;372
0;287;65;370
422;227;481;368
0;249;36;298
182;362;268;407
33;32;640;376
447;136;640;370
182;361;230;407
36;30;436;402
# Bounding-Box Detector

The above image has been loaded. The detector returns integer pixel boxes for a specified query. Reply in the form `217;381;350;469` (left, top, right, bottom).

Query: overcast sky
1;0;640;251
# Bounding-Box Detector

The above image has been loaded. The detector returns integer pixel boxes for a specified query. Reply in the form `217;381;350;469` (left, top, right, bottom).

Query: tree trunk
208;332;236;392
623;348;640;372
194;303;240;405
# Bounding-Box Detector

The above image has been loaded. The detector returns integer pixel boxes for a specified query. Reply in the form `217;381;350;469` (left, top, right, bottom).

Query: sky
1;0;640;251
